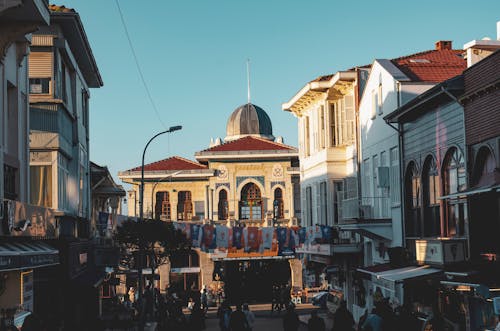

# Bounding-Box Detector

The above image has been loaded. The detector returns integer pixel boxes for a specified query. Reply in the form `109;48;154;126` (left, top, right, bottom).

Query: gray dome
225;103;275;142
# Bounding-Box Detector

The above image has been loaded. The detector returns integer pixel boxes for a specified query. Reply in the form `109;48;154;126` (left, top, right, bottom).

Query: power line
114;0;167;129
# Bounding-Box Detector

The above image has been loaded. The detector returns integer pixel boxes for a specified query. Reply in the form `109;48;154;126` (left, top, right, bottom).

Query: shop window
30;165;52;207
423;156;440;237
177;191;193;221
218;189;228;220
273;187;284;219
443;148;467;237
239;183;262;221
155;191;170;220
405;162;421;237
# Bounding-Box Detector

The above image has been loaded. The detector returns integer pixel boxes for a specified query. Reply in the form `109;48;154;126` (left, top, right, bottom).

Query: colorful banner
201;224;216;251
190;224;202;247
245;227;260;252
261;227;275;250
216;225;229;248
232;227;244;249
298;227;307;245
320;225;332;243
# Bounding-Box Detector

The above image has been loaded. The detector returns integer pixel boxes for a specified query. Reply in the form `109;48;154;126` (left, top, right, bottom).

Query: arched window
218;189;228;220
443;148;467;237
405;162;421;237
273;188;284;219
177;191;193;221
155;191;170;220
422;156;440;237
239;183;262;221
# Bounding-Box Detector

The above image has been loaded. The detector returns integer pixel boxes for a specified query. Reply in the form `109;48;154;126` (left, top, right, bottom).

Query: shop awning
438;183;500;200
0;241;59;271
357;265;442;283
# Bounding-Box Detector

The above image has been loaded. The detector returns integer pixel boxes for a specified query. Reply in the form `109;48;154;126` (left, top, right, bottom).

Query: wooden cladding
31;35;54;46
28;51;53;78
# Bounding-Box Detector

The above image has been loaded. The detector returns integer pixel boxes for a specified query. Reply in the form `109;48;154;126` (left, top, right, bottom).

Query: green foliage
114;219;191;268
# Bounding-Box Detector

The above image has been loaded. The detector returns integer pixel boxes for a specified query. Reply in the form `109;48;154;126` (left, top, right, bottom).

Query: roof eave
282;80;331;112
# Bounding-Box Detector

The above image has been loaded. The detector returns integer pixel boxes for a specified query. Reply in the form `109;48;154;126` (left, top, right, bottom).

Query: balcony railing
339;197;391;221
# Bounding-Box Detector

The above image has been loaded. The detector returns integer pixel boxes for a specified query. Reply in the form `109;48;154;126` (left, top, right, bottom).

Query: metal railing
339;196;391;220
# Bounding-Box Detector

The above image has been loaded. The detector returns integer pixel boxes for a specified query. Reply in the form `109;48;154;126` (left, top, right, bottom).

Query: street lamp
137;125;181;324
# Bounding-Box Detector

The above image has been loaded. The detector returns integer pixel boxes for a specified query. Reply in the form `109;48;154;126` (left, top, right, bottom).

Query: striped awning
0;241;59;271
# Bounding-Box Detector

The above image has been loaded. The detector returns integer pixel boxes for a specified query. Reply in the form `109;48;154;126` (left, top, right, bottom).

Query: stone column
289;258;303;289
199;250;215;289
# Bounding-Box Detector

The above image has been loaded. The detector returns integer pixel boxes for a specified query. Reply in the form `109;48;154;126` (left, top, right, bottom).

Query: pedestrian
189;302;205;331
201;288;209;313
332;300;354;331
272;284;280;314
217;302;232;331
229;304;249;331
283;303;300;331
427;305;445;331
307;310;326;331
242;303;255;331
361;307;383;331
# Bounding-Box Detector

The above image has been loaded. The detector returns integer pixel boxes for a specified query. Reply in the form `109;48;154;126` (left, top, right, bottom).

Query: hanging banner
201;225;216;252
277;227;292;255
190;224;202;247
98;212;110;236
298;227;307;245
320;225;332;244
232;227;244;249
261;227;275;250
245;227;260;252
216;225;229;248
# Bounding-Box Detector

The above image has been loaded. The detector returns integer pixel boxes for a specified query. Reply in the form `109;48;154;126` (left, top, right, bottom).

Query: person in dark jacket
332;300;355;331
308;310;326;331
229;304;248;331
283;304;300;331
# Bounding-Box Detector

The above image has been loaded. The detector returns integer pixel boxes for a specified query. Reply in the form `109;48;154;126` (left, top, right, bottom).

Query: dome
225;103;274;142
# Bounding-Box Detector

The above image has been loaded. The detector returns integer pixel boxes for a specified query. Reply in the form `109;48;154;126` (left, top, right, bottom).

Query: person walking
361;307;383;331
229;304;249;331
307;310;326;331
283;304;300;331
188;302;205;331
201;288;209;313
332;300;355;331
242;303;255;331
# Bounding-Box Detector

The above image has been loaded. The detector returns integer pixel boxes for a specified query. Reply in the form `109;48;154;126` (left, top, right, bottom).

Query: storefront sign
0;253;58;271
416;239;465;265
170;267;200;274
310;255;332;265
1;200;57;238
296;243;332;255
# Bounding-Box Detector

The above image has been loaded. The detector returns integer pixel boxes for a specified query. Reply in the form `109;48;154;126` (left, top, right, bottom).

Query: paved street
202;303;330;331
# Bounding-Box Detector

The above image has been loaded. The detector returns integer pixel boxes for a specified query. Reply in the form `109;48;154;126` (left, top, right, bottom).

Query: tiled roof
311;74;334;82
391;49;466;82
49;4;75;13
129;156;207;172
199;136;296;153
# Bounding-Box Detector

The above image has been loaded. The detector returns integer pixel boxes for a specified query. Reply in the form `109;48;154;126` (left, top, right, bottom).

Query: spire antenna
246;58;251;104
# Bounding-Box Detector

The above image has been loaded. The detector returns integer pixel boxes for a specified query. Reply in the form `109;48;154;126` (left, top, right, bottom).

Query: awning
438;183;500;200
0;241;59;271
358;265;442;283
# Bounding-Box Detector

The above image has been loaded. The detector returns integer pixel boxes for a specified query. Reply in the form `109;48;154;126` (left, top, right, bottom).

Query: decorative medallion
217;165;228;180
272;164;283;179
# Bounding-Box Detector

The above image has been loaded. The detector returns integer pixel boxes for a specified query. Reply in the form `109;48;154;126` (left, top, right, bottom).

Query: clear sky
61;0;499;188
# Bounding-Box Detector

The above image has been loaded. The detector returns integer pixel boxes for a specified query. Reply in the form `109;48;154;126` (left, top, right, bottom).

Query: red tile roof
49;4;75;13
392;49;466;82
199;136;296;153
129;156;207;172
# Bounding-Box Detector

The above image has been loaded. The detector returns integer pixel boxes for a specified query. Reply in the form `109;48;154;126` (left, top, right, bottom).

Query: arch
218;189;229;220
442;147;467;237
239;182;263;221
273;187;284;219
422;155;440;237
404;161;421;237
155;191;170;220
472;145;497;187
236;178;265;199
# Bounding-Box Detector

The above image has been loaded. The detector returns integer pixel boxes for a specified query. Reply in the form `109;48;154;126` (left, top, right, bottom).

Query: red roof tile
129;156;207;172
49;4;75;13
392;49;466;82
199;136;296;153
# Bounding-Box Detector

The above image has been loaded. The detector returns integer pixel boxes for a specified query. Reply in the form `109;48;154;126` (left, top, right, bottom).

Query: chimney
435;40;452;50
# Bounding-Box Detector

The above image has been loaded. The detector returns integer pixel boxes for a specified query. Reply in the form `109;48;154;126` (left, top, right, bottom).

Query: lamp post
138;125;181;326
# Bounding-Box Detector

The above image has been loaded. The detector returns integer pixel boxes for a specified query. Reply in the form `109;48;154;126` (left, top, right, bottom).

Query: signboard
296;243;332;256
0;253;58;271
170;267;201;274
20;270;34;311
1;200;57;238
416;239;465;265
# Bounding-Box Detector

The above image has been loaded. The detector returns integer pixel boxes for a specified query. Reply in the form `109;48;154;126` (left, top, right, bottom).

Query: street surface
202;303;330;331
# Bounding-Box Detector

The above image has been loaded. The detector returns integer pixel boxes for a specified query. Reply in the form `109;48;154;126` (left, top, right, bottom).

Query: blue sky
62;0;499;186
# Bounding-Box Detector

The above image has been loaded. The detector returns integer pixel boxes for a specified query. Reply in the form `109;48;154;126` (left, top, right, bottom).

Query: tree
114;218;191;271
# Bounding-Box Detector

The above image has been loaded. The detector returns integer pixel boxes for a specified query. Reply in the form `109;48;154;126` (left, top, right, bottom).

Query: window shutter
29;51;53;78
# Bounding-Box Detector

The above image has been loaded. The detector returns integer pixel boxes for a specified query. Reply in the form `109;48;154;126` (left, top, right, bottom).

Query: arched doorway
239;183;262;221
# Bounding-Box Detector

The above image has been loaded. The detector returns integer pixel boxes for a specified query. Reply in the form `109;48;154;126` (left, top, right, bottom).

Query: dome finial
247;58;251;104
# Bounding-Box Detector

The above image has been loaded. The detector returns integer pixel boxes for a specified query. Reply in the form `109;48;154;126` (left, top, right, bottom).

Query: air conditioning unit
377;167;390;188
360;205;373;219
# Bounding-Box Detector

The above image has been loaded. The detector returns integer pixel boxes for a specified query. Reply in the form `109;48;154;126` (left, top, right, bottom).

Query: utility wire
114;0;167;129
